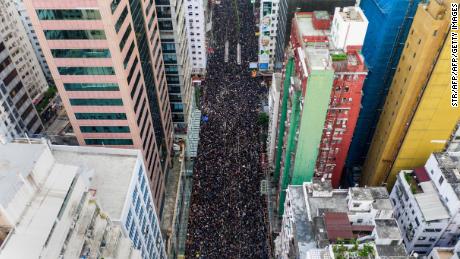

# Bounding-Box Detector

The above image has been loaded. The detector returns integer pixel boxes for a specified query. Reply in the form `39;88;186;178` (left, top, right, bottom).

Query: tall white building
275;180;408;259
258;0;280;71
0;35;43;142
0;140;166;259
11;0;51;80
390;152;460;255
267;72;281;166
185;0;207;75
0;0;48;100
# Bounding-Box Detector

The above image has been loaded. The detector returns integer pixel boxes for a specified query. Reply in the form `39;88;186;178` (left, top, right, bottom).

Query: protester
185;0;269;257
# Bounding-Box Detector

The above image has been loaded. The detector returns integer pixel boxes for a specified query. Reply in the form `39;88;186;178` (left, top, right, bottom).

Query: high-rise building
361;0;457;187
345;0;421;185
275;8;368;214
24;0;173;209
185;0;207;76
156;0;193;136
12;0;52;81
0;0;48;100
0;27;43;141
273;0;355;70
267;72;282;166
0;140;166;259
275;180;408;259
258;0;280;71
390;152;460;254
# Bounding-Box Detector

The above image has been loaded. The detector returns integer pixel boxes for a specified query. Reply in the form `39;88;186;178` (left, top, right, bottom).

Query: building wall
12;0;52;81
185;0;207;74
361;0;451;187
121;155;167;259
0;0;48;100
291;70;334;184
388;38;460;183
345;0;420;184
24;0;172;208
0;37;43;140
157;0;193;136
268;73;282;166
258;0;279;71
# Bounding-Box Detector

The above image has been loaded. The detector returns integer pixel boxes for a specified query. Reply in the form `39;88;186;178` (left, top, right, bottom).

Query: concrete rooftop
52;145;139;220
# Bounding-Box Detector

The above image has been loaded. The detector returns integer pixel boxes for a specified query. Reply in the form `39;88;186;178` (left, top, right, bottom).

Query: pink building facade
25;0;173;209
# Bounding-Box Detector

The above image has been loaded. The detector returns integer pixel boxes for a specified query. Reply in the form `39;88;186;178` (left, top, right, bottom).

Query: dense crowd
185;0;269;257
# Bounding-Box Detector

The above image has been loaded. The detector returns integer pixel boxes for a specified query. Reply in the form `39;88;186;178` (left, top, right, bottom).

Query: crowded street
185;0;270;257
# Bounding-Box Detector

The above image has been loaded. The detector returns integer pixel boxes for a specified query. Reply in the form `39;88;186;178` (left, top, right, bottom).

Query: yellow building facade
361;0;456;187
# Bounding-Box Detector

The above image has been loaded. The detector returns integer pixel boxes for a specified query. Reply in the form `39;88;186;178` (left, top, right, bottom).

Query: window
75;113;127;120
84;138;133;145
80;126;130;133
58;67;115;75
64;83;119;91
70;98;123;106
124;42;136;68
44;30;106;40
161;43;175;53
439;176;444;185
115;7;129;33
119;25;132;50
158;20;173;30
51;49;110;58
111;0;122;13
37;9;101;20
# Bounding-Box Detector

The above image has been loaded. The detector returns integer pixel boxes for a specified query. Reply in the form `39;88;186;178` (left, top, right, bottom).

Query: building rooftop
434;152;460;199
414;181;450;222
375;244;408;258
350;187;373;200
289;185;316;258
52;145;139;220
374;219;401;240
337;6;365;22
323;212;353;241
305;184;349;219
0;142;46;206
295;13;329;39
414;167;431;182
0;162;79;258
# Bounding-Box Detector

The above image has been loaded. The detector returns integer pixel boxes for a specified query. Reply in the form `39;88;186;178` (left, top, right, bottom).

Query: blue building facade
345;0;420;185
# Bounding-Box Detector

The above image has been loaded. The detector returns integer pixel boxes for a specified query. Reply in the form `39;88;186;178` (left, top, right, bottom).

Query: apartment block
275;8;368;214
275;180;408;259
0;0;48;100
12;0;52;80
185;0;207;75
273;0;355;70
0;35;43;142
345;0;420;185
361;0;457;187
0;140;166;259
24;0;173;208
391;152;460;255
156;0;193;136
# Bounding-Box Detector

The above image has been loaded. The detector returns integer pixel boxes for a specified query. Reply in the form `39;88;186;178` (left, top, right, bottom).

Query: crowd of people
185;0;269;257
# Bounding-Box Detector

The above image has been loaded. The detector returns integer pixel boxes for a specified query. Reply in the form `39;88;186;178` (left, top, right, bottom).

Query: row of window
64;83;119;91
44;30;106;40
75;113;127;120
80;126;130;133
58;67;115;75
84;138;133;145
70;98;123;106
37;9;101;20
51;49;111;58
